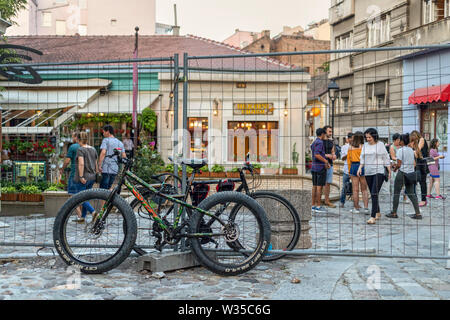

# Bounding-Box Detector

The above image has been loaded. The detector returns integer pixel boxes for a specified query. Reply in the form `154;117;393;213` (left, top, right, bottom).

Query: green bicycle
53;149;271;276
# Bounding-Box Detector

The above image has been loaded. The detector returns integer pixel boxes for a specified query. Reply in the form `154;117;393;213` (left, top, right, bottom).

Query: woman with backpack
410;130;429;207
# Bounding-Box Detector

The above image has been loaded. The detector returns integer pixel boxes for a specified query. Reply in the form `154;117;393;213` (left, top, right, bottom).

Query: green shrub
253;163;262;169
132;143;165;183
20;185;40;194
211;164;225;173
1;186;17;194
200;165;209;172
229;167;240;173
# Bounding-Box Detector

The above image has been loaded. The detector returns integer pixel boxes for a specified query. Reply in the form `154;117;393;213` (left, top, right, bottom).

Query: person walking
73;131;98;223
427;138;446;200
348;131;370;214
339;132;353;208
123;131;134;159
386;134;422;220
410;130;429;207
98;125;126;190
322;125;337;208
389;133;405;199
358;128;391;225
311;128;330;214
60;132;80;196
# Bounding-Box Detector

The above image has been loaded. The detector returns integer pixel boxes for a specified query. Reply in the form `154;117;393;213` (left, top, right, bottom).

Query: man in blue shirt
98;125;126;190
60;132;80;195
311;128;330;213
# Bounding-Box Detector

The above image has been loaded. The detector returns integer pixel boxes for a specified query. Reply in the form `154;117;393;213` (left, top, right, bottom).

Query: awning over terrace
408;84;450;104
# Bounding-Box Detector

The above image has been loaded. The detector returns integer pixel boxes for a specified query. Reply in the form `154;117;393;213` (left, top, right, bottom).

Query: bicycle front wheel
53;189;137;274
189;191;271;276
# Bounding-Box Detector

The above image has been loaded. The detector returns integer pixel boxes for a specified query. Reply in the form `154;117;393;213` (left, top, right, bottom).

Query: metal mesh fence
0;44;449;260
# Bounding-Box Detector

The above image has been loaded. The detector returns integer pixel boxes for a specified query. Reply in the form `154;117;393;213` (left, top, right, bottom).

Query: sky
156;0;330;41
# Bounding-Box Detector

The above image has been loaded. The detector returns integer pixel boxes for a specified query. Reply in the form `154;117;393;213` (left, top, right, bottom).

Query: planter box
226;172;240;178
43;191;71;217
253;168;261;174
197;172;210;178
1;193;17;201
210;172;226;178
18;193;43;202
260;168;279;175
282;168;298;175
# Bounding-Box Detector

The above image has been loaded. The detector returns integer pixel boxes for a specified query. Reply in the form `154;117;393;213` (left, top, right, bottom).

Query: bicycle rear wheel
248;192;301;261
189;191;270;276
53;189;137;274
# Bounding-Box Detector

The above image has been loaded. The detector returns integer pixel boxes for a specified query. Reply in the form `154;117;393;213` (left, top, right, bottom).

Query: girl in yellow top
348;131;369;214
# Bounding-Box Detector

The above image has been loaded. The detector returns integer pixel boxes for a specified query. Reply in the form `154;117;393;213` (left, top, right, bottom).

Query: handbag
384;167;389;182
424;157;435;166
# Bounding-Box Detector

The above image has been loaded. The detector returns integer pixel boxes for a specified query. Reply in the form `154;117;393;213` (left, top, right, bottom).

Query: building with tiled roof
1;35;310;175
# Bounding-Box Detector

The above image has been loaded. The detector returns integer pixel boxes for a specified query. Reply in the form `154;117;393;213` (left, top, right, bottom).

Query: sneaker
419;201;427;207
435;195;446;200
410;214;423;220
426;195;434;199
311;206;317;212
73;217;85;223
349;208;360;214
314;207;328;214
361;208;370;215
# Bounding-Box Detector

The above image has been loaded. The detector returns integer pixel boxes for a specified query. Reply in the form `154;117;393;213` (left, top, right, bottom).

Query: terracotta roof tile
7;35;302;71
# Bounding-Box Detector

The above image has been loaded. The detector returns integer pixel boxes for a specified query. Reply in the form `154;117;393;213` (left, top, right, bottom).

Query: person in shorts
97;125;127;190
311;128;330;213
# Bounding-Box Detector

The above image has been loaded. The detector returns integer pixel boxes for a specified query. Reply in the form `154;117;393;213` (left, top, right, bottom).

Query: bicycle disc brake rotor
222;222;240;242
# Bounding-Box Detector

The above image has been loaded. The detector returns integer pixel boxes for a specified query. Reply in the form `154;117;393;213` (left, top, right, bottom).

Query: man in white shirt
339;133;353;208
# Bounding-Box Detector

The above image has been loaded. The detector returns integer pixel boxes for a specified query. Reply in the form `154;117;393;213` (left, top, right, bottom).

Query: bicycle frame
94;166;228;240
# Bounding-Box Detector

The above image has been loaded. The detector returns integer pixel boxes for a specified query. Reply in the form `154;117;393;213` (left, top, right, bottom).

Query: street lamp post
327;81;339;138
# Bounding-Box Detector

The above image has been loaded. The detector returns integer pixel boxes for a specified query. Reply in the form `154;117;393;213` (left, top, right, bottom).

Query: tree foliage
0;0;27;24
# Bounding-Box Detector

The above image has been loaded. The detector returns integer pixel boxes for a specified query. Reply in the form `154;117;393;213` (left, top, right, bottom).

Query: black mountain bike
131;154;301;261
53;149;271;276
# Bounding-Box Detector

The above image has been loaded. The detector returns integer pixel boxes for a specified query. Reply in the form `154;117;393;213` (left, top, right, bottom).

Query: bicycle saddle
168;156;207;170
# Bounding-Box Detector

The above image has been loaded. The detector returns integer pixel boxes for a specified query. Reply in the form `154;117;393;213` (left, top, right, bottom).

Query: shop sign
233;103;274;115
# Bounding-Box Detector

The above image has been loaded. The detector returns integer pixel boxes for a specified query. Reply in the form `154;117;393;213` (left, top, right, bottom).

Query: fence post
180;52;189;251
172;53;180;252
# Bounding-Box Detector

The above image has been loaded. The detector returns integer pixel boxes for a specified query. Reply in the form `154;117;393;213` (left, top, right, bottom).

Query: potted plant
18;185;43;202
197;165;210;178
282;166;298;175
210;164;226;178
227;167;240;178
1;186;18;201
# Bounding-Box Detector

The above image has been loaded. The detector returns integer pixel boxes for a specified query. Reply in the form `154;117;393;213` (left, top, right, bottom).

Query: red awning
408;84;450;105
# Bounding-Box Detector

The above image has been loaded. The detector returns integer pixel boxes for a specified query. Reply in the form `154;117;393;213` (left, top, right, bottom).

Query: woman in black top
410;130;429;207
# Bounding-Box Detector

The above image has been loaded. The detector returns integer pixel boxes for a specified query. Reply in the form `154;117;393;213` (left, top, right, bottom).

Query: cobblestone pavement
0;254;447;300
0;173;448;300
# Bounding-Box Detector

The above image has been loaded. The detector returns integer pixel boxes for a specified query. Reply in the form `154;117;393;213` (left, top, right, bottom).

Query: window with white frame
423;0;446;24
367;14;391;47
42;12;52;27
338;89;351;113
335;32;353;58
55;20;66;35
367;81;389;110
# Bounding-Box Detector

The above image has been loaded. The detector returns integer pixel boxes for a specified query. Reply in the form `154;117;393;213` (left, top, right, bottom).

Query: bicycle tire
189;191;271;276
248;191;301;261
53;189;137;274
